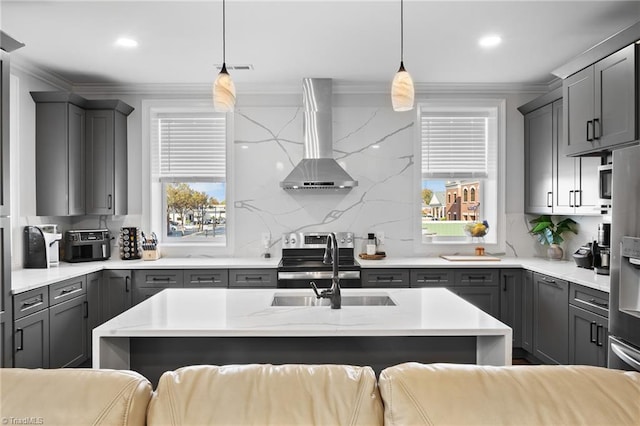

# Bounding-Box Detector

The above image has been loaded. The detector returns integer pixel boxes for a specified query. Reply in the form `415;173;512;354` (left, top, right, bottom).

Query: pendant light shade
213;0;235;112
391;0;414;112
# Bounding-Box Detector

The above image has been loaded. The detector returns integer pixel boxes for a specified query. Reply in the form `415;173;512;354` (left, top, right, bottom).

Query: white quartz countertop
12;256;609;294
93;287;511;338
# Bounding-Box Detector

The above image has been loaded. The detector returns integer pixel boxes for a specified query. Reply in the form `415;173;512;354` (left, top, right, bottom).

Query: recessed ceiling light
371;145;380;149
478;35;502;49
115;37;138;48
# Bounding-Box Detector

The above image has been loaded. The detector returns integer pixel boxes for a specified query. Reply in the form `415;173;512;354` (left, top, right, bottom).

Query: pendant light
391;0;414;112
213;0;236;112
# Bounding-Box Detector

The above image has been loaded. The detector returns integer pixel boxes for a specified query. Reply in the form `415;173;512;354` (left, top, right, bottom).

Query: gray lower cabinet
1;217;12;367
410;269;453;287
13;286;50;368
568;283;609;367
184;269;229;288
521;270;534;353
362;269;409;288
101;270;132;321
533;272;569;365
499;269;523;348
133;270;184;305
48;276;88;368
229;269;277;288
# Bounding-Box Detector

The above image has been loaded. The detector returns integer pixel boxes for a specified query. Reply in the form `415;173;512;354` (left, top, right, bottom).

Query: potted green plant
529;215;578;260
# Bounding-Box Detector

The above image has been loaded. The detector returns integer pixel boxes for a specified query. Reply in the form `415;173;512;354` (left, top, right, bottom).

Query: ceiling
2;0;640;90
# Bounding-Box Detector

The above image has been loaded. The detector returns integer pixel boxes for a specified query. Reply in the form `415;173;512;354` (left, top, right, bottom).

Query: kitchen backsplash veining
10;66;606;267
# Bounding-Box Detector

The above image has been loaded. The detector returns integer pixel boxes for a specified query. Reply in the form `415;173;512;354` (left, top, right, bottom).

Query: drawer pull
541;277;557;284
152;277;172;282
60;286;78;295
587;298;609;309
21;298;43;309
376;276;396;281
245;276;263;281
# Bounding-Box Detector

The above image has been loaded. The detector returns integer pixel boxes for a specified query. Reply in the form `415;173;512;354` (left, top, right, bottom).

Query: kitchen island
93;287;512;384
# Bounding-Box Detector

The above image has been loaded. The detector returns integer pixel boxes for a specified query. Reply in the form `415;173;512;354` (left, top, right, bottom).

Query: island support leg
476;333;512;366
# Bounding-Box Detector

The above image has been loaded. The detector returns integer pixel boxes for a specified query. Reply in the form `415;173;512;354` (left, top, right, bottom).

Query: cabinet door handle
593;118;601;140
547;192;553;208
569;190;574;207
125;276;130;292
575;190;582;207
15;328;24;351
596;324;605;347
84;301;89;319
586;120;594;142
590;321;597;343
108;194;113;210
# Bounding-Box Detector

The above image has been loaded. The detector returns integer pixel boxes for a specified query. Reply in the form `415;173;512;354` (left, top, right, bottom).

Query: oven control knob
290;237;296;245
346;237;352;244
284;238;289;245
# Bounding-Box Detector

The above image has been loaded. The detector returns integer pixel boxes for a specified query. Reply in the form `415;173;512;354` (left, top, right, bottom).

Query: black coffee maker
591;223;611;275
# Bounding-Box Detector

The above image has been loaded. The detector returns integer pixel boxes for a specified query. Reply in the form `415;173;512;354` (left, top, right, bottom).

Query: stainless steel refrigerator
609;144;640;371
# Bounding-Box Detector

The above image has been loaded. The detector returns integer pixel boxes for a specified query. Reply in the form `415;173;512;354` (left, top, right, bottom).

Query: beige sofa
2;363;639;426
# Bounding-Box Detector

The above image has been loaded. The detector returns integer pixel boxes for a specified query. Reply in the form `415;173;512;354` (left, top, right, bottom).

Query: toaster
572;243;594;269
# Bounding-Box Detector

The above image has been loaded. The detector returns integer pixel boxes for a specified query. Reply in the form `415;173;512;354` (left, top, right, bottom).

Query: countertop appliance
592;222;611;275
62;229;111;262
277;231;361;288
24;225;62;268
572;242;593;268
609;145;640;372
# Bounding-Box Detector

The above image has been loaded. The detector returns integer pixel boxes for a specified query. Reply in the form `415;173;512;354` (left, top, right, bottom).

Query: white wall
10;67;604;266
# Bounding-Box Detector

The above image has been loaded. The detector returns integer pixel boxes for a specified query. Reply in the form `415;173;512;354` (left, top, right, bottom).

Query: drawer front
229;269;277;288
135;270;184;288
13;288;49;320
49;276;87;306
184;269;229;288
454;269;499;286
410;269;453;287
362;269;409;288
569;282;609;318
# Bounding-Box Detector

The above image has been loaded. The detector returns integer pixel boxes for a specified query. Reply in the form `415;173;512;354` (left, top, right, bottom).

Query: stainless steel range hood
280;78;358;190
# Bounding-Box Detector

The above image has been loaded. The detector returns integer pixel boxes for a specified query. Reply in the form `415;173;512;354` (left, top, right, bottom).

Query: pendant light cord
400;0;404;63
222;0;226;64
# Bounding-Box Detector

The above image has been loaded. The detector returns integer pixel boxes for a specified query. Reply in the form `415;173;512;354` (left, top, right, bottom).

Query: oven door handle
278;271;361;280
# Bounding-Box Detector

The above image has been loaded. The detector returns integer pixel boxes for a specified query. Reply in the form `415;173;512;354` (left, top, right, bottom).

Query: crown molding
10;57;73;90
72;80;554;97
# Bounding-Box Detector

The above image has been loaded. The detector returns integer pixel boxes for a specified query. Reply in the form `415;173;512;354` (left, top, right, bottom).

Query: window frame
142;99;234;254
413;98;506;253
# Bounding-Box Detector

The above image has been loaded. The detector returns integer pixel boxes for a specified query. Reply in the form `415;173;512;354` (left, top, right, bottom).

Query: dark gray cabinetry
568;283;609;367
30;92;86;216
85;102;132;215
564;44;637;156
500;269;523;348
13;287;49;368
229;269;277;288
520;92;599;215
453;269;500;318
1;218;11;367
552;101;600;215
48;276;88;368
133;270;184;305
523;102;553;214
533;272;569;365
521;270;534;353
101;270;132;321
184;269;228;288
410;269;453;287
362;269;410;288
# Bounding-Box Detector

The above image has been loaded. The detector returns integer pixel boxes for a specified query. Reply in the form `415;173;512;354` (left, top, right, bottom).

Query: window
151;111;228;245
419;100;502;245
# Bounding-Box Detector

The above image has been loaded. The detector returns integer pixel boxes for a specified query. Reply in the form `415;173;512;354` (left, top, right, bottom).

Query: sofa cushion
379;362;640;426
147;364;384;425
0;368;152;426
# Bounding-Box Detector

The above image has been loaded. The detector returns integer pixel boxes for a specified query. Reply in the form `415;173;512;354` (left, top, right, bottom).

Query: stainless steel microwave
598;163;613;207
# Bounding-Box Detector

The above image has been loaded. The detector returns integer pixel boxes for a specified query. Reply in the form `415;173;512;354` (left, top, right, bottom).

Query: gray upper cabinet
524;102;553;214
521;92;600;216
31;93;133;216
563;44;637;156
31;92;86;216
85;101;132;215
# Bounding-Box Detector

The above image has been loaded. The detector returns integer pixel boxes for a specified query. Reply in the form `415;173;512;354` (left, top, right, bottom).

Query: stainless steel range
277;232;361;288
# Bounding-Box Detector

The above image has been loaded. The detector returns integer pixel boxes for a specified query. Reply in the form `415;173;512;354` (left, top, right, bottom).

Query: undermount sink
271;294;396;307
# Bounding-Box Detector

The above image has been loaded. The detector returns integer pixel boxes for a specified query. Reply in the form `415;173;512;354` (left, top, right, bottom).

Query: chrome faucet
310;232;341;309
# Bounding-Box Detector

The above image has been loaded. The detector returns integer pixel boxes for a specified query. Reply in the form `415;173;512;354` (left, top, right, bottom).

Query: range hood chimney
280;78;358;190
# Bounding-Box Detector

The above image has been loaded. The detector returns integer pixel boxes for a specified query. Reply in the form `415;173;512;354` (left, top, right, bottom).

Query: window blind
421;114;488;179
157;114;226;182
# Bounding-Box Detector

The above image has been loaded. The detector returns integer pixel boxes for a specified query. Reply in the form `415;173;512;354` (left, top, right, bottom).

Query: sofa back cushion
147;364;384;426
0;368;152;426
379;362;640;426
